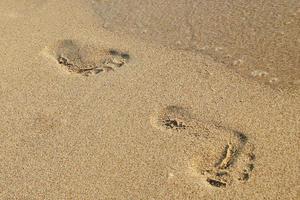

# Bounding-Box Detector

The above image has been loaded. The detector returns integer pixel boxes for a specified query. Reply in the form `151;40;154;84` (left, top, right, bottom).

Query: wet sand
95;0;300;91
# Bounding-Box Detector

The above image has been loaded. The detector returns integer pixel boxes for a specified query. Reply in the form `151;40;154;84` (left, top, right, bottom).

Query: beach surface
0;0;299;199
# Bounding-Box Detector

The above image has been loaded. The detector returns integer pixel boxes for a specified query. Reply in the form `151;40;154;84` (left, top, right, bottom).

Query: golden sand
0;0;299;199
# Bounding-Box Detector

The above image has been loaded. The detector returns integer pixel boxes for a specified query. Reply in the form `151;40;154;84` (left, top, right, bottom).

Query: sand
0;0;299;199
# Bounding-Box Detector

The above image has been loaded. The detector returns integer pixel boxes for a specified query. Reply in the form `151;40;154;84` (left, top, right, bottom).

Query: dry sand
0;0;299;199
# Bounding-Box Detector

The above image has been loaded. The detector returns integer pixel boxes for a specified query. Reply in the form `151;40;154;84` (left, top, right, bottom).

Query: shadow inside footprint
206;178;227;188
45;39;130;76
150;105;193;132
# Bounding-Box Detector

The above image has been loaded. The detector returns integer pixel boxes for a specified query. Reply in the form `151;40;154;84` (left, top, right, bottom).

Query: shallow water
94;0;300;91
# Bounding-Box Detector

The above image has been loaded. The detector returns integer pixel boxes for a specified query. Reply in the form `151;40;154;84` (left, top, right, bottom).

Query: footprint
42;39;130;76
200;142;255;188
150;105;255;188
